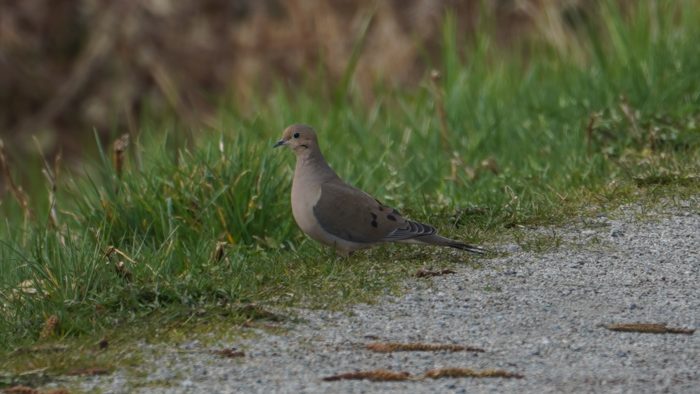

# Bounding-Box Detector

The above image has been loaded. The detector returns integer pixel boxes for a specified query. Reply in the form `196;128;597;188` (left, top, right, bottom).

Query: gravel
76;199;699;393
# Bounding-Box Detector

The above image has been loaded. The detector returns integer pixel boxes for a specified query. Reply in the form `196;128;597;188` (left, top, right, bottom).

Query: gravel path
78;199;699;393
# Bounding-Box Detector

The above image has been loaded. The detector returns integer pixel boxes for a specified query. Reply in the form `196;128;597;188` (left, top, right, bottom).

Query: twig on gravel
322;367;524;382
65;367;111;376
415;268;456;278
3;385;39;394
322;369;411;382
211;348;245;358
605;323;695;335
424;368;524;379
366;342;485;353
10;346;68;356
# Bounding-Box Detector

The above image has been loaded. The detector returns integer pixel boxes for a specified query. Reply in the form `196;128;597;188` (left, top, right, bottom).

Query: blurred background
1;0;596;157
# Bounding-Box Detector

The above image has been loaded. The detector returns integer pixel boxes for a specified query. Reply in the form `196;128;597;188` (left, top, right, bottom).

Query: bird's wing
312;181;408;244
313;180;440;244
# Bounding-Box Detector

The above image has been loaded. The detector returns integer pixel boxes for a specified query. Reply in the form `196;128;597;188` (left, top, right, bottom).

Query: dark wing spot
387;214;397;221
370;212;377;220
371;220;378;228
375;199;386;211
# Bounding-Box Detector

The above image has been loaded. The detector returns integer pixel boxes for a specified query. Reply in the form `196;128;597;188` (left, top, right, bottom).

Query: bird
274;124;485;257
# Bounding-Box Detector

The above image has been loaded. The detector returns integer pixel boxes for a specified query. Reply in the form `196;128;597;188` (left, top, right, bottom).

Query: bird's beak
273;139;286;148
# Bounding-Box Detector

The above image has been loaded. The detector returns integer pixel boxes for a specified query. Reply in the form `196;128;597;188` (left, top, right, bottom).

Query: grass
1;0;699;380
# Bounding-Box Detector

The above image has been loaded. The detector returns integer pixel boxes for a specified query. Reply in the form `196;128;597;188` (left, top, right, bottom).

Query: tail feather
444;241;487;255
409;234;487;255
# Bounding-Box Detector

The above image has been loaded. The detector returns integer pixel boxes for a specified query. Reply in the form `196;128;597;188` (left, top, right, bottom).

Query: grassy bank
1;1;699;371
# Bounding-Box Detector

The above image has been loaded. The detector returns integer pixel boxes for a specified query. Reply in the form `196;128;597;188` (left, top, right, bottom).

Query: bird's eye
293;132;300;139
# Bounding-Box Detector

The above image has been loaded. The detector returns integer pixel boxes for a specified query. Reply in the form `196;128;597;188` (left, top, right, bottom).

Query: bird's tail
445;241;487;255
414;234;487;255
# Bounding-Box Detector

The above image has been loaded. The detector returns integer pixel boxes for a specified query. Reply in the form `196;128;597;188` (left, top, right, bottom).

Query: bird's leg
334;246;353;258
330;241;353;258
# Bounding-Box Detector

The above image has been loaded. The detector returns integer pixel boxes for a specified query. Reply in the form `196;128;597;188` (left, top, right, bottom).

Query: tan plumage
274;124;485;257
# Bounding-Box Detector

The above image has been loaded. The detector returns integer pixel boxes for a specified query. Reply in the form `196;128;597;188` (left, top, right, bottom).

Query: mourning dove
274;124;485;257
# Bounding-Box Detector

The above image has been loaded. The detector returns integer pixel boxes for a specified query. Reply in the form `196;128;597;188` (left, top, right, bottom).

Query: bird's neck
295;149;338;182
295;147;325;166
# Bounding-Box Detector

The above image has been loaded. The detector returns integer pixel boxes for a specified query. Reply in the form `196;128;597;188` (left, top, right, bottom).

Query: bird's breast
290;175;324;239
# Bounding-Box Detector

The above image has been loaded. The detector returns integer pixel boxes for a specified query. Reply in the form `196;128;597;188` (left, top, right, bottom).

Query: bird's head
273;124;319;154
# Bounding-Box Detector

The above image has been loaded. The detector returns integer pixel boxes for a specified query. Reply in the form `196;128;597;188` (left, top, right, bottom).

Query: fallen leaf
212;241;228;262
17;280;38;295
39;315;59;339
